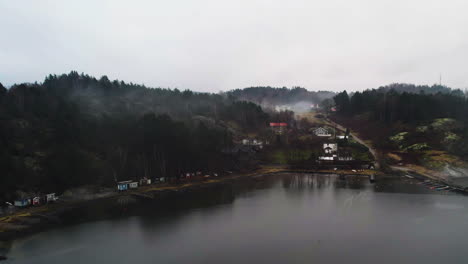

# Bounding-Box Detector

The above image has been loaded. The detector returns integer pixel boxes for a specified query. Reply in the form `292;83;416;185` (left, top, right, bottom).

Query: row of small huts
14;193;57;207
117;172;221;191
117;178;154;191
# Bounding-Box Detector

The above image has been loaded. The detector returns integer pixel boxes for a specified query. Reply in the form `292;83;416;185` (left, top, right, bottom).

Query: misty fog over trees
2;72;468;202
228;86;335;108
0;72;273;201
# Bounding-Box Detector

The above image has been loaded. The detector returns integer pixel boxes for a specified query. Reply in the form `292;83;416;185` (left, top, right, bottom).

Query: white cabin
318;156;334;161
46;193;57;203
313;127;332;137
323;143;338;154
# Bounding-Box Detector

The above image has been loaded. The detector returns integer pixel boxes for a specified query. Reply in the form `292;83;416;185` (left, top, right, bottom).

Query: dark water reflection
5;174;468;264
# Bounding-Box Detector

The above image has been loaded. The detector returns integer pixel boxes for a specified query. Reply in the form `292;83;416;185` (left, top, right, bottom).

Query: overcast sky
1;0;468;92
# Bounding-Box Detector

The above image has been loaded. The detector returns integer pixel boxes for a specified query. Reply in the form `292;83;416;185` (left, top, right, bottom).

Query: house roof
118;180;133;184
313;127;331;135
270;122;287;127
323;143;338;151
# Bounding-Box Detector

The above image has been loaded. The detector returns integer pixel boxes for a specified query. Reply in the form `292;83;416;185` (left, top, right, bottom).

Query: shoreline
325;117;468;191
390;164;468;191
0;167;378;243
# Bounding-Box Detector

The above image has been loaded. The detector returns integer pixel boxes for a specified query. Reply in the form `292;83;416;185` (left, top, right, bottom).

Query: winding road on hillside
327;119;468;190
326;118;380;169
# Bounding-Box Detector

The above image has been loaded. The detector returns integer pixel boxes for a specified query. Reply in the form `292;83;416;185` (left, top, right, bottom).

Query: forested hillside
4;73;467;201
330;87;468;168
0;72;270;201
228;86;335;109
375;83;466;95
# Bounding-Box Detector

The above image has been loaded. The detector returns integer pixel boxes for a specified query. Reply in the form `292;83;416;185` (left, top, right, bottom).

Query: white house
139;178;152;185
242;139;264;147
313;127;332;137
46;193;57;203
323;143;338;154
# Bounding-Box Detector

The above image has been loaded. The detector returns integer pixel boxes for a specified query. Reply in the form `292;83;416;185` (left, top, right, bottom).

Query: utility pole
440;73;442;86
334;123;337;140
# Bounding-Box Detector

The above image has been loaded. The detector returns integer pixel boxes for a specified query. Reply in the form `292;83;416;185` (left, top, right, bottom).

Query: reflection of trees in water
332;176;368;190
281;173;333;191
135;178;277;236
63;174;372;237
55;178;277;241
345;178;367;190
372;178;431;194
117;195;137;206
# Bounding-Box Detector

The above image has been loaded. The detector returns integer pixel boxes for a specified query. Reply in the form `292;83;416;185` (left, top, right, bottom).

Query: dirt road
326;119;380;169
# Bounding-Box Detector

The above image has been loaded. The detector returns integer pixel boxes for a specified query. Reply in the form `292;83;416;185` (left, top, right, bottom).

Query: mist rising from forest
265;101;318;114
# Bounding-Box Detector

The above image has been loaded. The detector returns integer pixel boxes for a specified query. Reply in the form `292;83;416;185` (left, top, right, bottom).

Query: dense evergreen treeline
0;72;270;201
43;71;227;119
228;86;335;107
375;83;465;96
333;89;468;123
332;87;468;157
5;72;465;201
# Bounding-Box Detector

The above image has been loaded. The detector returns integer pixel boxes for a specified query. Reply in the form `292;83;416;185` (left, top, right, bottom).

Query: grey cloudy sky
1;0;468;92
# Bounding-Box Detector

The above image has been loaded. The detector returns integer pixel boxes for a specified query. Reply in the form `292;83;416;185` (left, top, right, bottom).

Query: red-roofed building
269;122;288;127
269;122;288;134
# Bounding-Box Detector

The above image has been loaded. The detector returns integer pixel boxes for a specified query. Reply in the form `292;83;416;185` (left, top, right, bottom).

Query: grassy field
421;150;467;169
296;111;329;125
267;149;316;165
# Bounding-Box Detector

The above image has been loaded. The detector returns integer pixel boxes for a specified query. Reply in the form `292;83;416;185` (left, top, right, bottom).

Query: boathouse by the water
14;198;30;207
139;178;151;186
117;180;132;191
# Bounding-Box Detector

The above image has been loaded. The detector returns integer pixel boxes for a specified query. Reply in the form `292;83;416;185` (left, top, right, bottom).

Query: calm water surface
4;173;468;264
